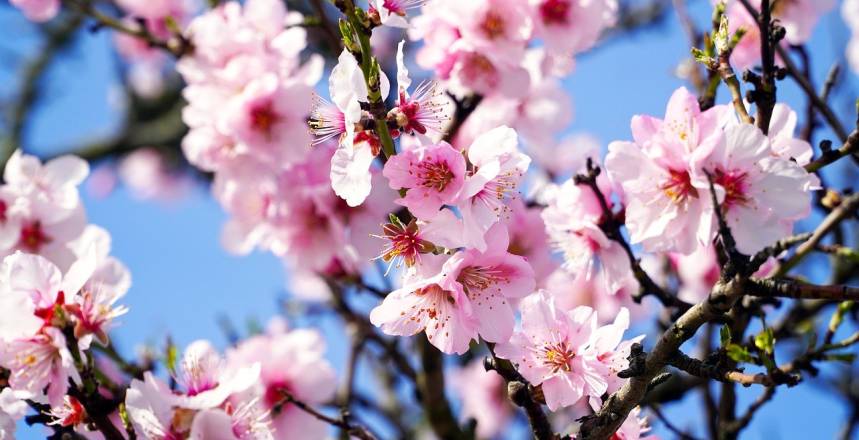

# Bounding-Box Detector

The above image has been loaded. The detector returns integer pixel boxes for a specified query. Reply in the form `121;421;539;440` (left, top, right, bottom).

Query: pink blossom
671;244;721;304
173;340;260;410
605;87;728;255
220;73;313;165
9;0;58;22
0;327;77;406
117;148;192;202
4;150;89;222
0;388;29;438
125;372;186;439
369;0;426;28
541;178;639;297
227;325;337;440
503;198;559;287
372;224;534;354
391;41;452;138
544;268;640;324
529;0;617;57
47;396;86;428
724;0;834;70
451;0;533;57
449;360;513;438
612;406;657;440
698;123;812;255
383;140;466;219
494;291;607;411
456;126;531;252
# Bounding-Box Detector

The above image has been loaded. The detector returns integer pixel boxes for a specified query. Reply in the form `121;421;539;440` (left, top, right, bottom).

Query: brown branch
747;278;859;302
579;277;747;439
416;338;469;440
776;192;859;275
66;0;189;57
485;351;556;440
805;130;859;173
574;160;692;311
275;392;377;440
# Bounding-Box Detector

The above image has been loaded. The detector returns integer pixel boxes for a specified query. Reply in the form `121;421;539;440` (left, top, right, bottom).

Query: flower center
250;102;280;138
417;158;455;192
714;169;750;211
660;169;698;203
480;11;507;39
457;265;509;294
19;221;51;252
540;0;571;25
377;219;433;269
263;381;292;408
541;341;575;373
383;0;406;14
0;200;7;223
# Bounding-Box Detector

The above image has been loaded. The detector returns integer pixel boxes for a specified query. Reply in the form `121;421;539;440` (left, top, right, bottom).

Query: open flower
605;87;728;255
383;140;466;219
456;126;531;252
698;123;812;255
369;0;426;28
494;291;608;411
174;340;261;410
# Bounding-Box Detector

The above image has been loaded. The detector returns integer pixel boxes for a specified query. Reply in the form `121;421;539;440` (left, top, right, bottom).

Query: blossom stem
338;0;397;160
775;192;859;276
804;129;859;173
64;0;190;57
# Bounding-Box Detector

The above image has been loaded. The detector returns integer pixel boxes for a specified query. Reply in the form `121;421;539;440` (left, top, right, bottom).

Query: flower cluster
124;320;336;440
410;0;616;98
605;87;815;256
495;292;641;411
0;154;129;434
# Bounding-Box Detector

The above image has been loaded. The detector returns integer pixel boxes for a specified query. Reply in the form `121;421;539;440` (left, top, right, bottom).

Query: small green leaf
754;328;775;355
726;344;754;363
720;325;732;346
165;338;178;376
691;47;715;65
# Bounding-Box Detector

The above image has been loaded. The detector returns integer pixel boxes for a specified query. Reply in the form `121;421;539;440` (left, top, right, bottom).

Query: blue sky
3;0;859;438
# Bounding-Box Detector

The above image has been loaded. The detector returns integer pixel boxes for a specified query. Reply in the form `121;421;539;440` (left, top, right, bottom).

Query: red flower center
19;221;52;252
250;102;280;138
714;169;750;211
540;0;571;25
661;169;698;203
481;11;507;39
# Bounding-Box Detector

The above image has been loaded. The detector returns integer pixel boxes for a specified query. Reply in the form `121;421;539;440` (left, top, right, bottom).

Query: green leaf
726;344;754;363
720;325;732;346
165;338;178;376
691;47;715;65
754;328;775;355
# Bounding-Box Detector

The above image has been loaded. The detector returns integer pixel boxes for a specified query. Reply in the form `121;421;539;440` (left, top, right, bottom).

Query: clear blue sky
2;0;858;438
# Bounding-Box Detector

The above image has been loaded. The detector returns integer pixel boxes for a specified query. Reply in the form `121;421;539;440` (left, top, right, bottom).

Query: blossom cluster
125;320;336;440
176;0;396;278
605;87;816;256
0;152;130;434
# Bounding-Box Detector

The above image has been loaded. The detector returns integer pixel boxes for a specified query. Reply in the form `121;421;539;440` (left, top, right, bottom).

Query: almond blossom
369;0;425;28
383;140;466;219
529;0;618;58
605;87;728;255
450;360;513;439
227;324;337;440
494;291;626;411
9;0;58;21
371;224;534;354
698;123;813;255
456;126;531;252
541;177;638;297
